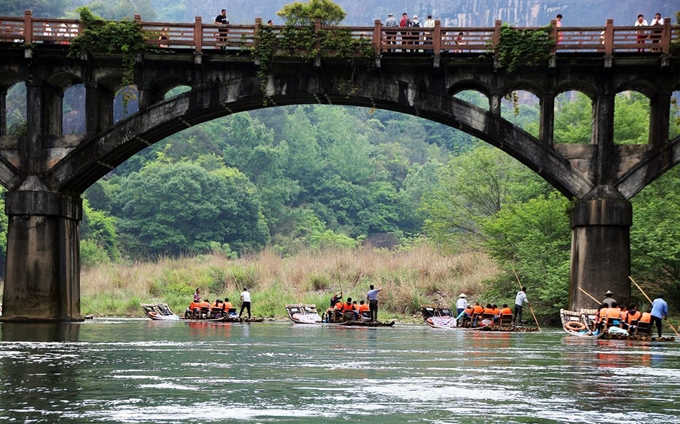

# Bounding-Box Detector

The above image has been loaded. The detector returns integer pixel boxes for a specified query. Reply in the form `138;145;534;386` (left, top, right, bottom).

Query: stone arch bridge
0;13;679;320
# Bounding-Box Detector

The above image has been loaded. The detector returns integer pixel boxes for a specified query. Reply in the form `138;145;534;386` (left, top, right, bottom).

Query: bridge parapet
0;10;677;56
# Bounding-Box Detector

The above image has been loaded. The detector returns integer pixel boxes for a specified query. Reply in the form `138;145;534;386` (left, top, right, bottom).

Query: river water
1;319;679;423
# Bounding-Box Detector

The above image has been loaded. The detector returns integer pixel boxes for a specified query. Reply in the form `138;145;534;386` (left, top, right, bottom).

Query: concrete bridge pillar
0;86;6;135
539;93;554;145
1;191;83;322
649;92;670;145
85;83;114;135
569;195;632;311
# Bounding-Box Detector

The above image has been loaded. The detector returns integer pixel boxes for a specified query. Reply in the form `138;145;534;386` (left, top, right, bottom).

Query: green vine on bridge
68;7;151;88
250;23;374;91
488;24;555;72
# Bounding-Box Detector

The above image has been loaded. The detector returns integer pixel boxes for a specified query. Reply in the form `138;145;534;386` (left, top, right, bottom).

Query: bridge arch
44;76;593;199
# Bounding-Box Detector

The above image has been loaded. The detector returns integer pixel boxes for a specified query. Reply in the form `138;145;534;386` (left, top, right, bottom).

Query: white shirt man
239;288;251;319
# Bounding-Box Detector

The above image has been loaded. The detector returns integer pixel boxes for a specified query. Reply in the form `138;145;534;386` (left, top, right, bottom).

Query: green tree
80;199;120;266
420;145;550;252
554;92;592;144
631;166;680;301
481;192;572;320
276;0;346;25
71;0;157;20
0;0;74;17
113;161;269;257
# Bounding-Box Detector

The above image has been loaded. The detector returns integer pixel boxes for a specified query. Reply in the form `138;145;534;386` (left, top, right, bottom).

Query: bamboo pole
578;286;600;306
629;275;680;337
511;265;541;331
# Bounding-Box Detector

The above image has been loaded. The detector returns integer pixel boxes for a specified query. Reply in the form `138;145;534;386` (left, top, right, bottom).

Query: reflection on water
1;320;680;423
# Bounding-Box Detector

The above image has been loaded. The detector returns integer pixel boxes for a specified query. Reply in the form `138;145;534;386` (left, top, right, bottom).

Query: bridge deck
0;11;677;56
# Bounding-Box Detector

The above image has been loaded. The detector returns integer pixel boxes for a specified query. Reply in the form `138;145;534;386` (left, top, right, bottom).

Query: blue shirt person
650;294;668;338
366;285;383;322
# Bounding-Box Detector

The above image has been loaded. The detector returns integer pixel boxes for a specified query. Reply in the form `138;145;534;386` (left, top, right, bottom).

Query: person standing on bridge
634;14;648;52
649;13;664;51
215;9;229;50
384;13;398;51
513;287;530;325
555;14;563;44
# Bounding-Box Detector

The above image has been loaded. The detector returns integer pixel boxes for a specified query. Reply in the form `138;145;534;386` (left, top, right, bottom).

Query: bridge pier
569;196;632;311
1;191;83;322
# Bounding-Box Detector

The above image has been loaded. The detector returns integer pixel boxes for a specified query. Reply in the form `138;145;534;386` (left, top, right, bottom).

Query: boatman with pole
602;290;616;307
367;285;382;322
513;287;529;325
650;293;668;338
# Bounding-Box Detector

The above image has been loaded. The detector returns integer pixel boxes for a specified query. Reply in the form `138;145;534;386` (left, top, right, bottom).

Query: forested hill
181;0;674;27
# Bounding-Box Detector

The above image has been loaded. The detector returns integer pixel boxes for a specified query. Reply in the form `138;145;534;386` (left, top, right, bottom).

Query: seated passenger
605;302;622;328
332;300;344;322
624;304;640;329
185;299;201;318
471;302;484;327
222;298;234;314
358;300;370;318
592;303;609;333
341;297;356;321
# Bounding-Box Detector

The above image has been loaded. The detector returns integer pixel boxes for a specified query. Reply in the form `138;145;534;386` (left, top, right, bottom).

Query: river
1;319;679;423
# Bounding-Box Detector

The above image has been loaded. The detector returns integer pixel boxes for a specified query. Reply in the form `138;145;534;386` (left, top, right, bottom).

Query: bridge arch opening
63;84;85;135
4;81;26;136
501;90;540;137
453;89;489;110
671;89;680;142
554;90;593;144
114;85;140;123
614;90;650;145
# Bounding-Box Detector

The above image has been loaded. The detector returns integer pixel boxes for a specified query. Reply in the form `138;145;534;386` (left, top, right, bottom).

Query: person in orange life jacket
471;302;484;327
352;300;359;319
358;300;370;319
592;303;609;333
342;297;356;321
624;304;641;329
332;300;344;322
222;298;233;313
495;304;513;323
604;302;622;328
186;299;201;318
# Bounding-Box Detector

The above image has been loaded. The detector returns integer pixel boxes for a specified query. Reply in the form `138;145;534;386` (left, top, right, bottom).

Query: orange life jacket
606;308;621;320
358;304;370;312
334;301;343;311
189;301;201;310
222;301;233;311
626;310;641;324
483;307;494;315
472;305;484;314
342;302;355;312
500;307;512;315
639;312;652;323
199;301;211;309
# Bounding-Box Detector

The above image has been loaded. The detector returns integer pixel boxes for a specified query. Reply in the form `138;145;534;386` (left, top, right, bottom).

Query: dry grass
78;245;499;319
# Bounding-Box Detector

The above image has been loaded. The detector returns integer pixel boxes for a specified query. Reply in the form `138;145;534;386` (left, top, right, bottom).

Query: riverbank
79;245;498;320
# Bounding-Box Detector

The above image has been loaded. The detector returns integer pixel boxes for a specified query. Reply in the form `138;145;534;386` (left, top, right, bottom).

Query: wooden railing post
134;14;142;24
492;19;501;49
604;19;613;55
373;19;382;55
23;9;33;44
661;17;671;54
194;16;203;52
433;19;441;54
314;18;321;51
549;19;557;54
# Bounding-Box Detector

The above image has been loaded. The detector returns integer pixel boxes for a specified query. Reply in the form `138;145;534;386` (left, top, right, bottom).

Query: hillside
180;0;677;27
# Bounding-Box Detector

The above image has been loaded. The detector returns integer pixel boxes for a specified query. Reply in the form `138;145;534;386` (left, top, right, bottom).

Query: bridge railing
1;10;677;58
